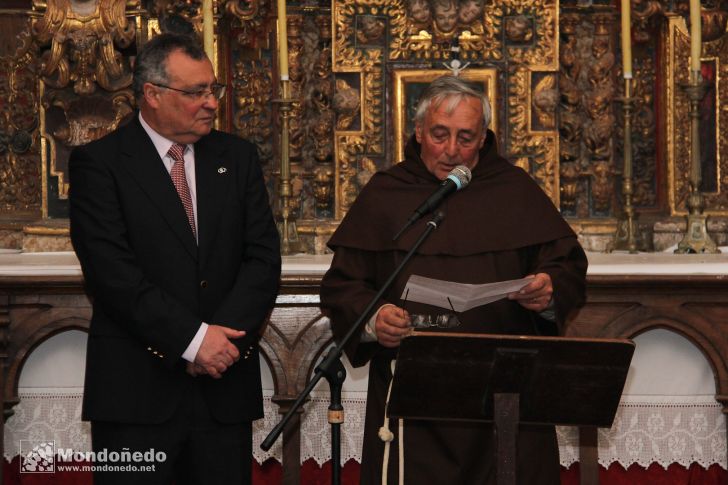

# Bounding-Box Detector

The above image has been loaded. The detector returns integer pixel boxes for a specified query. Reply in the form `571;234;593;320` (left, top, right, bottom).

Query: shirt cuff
539;298;556;321
361;304;397;343
182;322;209;362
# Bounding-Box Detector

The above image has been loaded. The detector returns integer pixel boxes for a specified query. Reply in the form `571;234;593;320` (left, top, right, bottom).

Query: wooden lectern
388;331;635;485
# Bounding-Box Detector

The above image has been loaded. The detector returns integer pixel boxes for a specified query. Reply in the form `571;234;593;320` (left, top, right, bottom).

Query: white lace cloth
4;390;725;468
556;395;727;468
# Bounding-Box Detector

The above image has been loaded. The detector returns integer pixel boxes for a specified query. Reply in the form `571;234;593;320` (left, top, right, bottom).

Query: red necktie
167;143;197;238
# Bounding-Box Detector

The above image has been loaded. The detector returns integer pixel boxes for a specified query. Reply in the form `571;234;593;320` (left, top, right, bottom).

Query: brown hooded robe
320;132;587;485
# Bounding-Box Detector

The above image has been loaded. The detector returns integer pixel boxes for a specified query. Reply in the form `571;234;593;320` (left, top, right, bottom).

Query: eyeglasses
402;290;462;330
409;313;461;329
151;82;226;101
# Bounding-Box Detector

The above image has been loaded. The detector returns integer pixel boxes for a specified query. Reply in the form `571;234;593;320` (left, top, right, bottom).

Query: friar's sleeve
530;236;588;332
320;246;390;367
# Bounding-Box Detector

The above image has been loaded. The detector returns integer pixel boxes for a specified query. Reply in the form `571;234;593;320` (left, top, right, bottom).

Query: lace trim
5;391;725;468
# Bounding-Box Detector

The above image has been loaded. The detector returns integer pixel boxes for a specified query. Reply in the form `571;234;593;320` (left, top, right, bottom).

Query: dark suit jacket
69;115;281;425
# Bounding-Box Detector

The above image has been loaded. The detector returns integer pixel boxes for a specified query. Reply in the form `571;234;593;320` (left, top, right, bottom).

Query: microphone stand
261;211;446;484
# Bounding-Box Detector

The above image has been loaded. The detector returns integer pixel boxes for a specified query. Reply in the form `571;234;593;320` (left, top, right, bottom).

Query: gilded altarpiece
666;13;728;216
0;25;41;219
31;0;140;218
332;0;561;220
8;0;728;249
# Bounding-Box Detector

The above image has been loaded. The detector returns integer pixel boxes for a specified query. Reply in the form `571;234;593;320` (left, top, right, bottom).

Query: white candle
202;0;214;60
621;0;632;79
690;0;702;72
277;0;289;80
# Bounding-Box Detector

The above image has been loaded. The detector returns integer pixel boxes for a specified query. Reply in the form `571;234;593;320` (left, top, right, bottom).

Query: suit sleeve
209;143;281;336
69;145;201;367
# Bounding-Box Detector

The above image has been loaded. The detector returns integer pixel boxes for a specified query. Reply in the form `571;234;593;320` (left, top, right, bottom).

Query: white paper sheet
400;274;532;312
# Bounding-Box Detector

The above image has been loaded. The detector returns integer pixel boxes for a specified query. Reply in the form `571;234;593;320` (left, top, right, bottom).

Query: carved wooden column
259;275;333;485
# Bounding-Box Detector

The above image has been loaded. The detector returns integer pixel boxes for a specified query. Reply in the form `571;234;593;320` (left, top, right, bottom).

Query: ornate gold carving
334;1;386;69
629;55;657;207
701;6;728;42
31;0;137;210
362;71;383;156
505;15;533;43
231;59;274;166
287;15;305;161
558;13;581;213
333;0;387;218
334;0;560;218
666;14;728;215
224;0;269;47
532;74;557;129
31;0;136;95
313;167;333;210
333;78;360;131
334;134;367;219
0;30;41;216
48;91;133;148
356;16;386;45
558;9;617;217
508;66;558;204
503;0;557;68
391;0;501;61
632;0;664;43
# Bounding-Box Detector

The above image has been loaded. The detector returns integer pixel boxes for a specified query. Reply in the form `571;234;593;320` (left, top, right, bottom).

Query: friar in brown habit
320;75;587;485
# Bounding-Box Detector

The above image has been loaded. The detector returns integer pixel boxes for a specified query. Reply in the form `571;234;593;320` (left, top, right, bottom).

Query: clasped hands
374;273;553;348
186;324;246;379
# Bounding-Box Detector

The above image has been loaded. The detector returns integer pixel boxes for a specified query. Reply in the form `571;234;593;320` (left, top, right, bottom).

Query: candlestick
608;79;643;253
275;79;301;254
202;0;214;60
675;74;719;254
277;0;289;80
689;0;702;72
621;0;632;79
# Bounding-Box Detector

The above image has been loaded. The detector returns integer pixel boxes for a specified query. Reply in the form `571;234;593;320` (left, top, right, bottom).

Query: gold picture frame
393;69;499;164
665;15;726;216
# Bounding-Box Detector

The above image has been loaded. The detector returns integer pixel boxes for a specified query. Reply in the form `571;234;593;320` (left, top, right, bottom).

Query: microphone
393;165;471;241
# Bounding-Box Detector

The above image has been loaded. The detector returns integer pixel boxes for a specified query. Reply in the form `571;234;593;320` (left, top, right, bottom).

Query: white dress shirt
139;113;208;363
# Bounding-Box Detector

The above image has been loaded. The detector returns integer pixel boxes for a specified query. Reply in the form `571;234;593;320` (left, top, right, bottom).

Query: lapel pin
218;167;227;174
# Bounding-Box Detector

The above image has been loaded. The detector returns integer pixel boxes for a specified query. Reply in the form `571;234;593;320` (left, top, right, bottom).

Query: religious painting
392;69;498;164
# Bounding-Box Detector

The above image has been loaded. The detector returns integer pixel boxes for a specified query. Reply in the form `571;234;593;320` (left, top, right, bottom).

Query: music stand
388;331;635;485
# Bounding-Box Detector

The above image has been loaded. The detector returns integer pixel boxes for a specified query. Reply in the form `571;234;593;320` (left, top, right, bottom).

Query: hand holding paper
507;273;554;313
400;273;554;313
400;274;532;312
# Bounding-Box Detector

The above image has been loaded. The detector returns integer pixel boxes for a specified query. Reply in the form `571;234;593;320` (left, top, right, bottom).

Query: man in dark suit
69;33;281;485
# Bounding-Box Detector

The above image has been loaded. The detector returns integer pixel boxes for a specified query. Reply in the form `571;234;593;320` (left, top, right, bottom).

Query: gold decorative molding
333;0;386;219
392;68;498;166
223;0;269;47
333;133;368;219
666;13;727;215
508;66;559;204
32;0;138;215
31;0;137;95
558;8;619;218
502;0;558;69
0;29;41;217
333;0;560;218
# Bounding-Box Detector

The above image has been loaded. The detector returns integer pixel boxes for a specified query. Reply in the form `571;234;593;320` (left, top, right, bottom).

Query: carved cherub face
408;0;432;24
359;16;386;42
504;15;533;43
433;0;459;33
458;0;483;25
